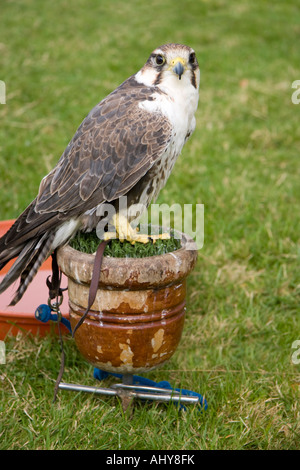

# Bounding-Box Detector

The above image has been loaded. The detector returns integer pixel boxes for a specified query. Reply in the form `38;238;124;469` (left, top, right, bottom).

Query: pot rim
57;229;198;289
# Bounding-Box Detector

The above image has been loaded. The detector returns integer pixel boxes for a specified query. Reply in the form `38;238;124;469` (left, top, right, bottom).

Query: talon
149;233;171;242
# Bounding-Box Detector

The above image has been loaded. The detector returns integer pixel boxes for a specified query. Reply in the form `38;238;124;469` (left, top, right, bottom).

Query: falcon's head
136;43;200;92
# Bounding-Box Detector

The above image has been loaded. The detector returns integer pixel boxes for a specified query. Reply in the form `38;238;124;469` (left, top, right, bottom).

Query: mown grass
69;227;181;257
0;0;299;450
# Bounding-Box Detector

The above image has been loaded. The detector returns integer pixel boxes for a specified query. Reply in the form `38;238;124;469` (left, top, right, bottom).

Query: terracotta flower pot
57;232;197;374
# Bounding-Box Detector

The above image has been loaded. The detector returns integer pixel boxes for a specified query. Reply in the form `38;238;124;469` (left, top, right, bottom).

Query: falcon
0;43;200;305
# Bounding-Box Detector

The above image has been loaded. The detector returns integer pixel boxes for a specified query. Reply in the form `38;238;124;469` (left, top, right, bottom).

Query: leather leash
50;240;109;402
48;250;67;403
71;240;109;338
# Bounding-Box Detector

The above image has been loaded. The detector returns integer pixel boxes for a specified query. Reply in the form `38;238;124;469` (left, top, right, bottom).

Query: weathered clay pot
57;232;197;374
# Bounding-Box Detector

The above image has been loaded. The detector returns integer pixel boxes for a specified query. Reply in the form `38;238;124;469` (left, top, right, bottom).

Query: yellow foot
103;231;117;242
103;215;170;245
148;232;171;243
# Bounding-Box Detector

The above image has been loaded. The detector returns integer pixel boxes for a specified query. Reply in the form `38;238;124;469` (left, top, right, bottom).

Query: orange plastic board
0;220;70;339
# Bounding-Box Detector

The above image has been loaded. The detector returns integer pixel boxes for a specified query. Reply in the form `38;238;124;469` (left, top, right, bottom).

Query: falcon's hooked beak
171;57;186;80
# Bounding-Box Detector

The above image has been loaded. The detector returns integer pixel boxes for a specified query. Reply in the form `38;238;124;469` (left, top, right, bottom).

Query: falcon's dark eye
155;54;165;66
189;52;196;64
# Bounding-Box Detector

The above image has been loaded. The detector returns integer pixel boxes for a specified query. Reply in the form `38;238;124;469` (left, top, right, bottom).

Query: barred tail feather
9;232;55;306
0;232;55;306
0;239;38;294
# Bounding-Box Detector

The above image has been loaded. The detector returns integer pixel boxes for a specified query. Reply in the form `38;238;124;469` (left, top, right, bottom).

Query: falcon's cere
0;43;200;305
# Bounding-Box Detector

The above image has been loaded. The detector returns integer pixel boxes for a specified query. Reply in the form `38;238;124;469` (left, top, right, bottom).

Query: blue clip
35;304;72;333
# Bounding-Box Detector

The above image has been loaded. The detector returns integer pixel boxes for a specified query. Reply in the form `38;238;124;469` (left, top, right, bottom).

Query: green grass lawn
0;0;299;450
